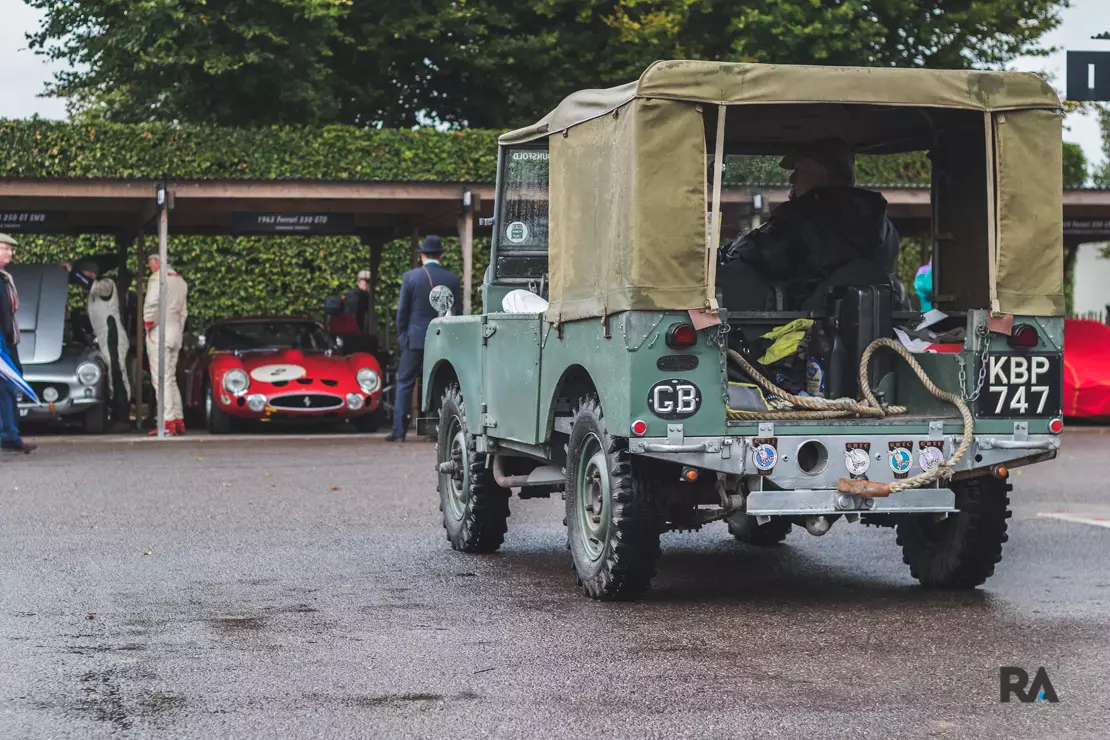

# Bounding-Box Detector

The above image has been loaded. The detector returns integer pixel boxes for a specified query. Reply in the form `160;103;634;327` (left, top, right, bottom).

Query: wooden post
368;239;382;339
135;233;146;428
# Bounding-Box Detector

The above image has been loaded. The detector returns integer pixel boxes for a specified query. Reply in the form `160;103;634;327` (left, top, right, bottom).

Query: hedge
0;120;1087;341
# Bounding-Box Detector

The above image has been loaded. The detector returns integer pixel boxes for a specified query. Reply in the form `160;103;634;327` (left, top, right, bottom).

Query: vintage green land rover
421;61;1065;600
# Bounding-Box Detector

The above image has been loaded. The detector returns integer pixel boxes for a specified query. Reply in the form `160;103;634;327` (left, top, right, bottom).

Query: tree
28;0;1070;129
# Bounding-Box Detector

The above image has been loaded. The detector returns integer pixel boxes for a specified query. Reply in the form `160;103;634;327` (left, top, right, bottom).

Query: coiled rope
727;337;974;494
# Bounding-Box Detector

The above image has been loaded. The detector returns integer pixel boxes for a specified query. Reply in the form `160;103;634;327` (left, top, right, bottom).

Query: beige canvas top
502;61;1061;145
509;61;1064;320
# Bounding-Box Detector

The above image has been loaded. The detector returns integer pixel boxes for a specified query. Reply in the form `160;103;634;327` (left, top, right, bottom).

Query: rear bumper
629;431;1060;489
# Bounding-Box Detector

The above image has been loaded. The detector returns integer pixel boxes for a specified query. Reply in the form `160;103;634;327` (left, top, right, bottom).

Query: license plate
977;353;1062;418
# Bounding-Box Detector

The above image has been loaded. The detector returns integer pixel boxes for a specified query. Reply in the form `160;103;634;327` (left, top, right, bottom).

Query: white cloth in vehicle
501;289;549;314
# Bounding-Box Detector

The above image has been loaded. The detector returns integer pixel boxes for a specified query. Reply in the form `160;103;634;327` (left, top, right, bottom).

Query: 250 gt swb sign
977;354;1062;418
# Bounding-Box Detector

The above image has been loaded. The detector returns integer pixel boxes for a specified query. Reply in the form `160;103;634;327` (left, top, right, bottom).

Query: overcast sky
0;0;1107;173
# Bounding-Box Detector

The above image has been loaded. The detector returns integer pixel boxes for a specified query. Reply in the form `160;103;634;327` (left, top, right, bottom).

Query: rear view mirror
429;285;455;316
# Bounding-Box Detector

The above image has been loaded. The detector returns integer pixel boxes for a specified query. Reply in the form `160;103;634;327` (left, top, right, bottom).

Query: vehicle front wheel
896;476;1011;589
205;385;233;435
726;513;792;546
565;397;662;600
436;385;509;553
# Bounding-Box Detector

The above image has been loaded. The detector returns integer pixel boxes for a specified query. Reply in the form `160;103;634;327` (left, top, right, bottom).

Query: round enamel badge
845;448;871;476
752;443;778;472
919;446;944;472
250;364;306;383
889;447;913;475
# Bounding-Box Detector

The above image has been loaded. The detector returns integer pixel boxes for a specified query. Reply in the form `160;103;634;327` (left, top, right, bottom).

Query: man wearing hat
387;235;462;442
344;269;374;335
717;138;900;310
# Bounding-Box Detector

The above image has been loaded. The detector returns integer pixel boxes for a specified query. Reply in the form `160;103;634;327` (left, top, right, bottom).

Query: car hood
21;344;99;379
217;348;352;382
8;264;69;365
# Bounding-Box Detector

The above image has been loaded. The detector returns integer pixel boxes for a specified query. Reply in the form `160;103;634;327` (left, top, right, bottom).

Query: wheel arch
542;364;599;441
423;358;483;435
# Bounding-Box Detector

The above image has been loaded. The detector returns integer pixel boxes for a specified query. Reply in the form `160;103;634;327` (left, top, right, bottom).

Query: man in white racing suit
143;256;188;435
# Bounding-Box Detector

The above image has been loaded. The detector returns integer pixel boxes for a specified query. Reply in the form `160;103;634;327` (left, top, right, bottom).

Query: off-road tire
896;476;1012;589
205;384;233;435
726;514;792;546
564;397;662;601
436;385;509;553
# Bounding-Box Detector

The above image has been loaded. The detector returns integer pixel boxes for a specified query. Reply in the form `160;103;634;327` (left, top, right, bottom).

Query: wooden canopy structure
0;177;495;437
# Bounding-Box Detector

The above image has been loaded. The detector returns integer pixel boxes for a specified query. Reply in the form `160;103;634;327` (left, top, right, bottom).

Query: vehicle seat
800;258;890;312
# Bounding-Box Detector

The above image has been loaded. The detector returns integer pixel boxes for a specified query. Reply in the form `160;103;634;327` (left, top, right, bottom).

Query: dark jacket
396;262;462;351
721;186;899;308
343;287;371;333
0;272;16;349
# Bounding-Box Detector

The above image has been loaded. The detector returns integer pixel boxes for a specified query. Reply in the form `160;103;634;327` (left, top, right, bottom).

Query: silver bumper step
745;487;956;516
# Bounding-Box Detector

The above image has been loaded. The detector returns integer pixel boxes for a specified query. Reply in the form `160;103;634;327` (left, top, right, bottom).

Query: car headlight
346;393;365;411
223;368;250;397
356;368;381;394
246;394;266;412
77;361;102;387
42;386;59;403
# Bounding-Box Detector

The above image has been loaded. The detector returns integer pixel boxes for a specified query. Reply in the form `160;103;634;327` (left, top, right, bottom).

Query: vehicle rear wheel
436;385;509;553
205;384;233;435
83;403;108;435
896;476;1011;589
726;513;792;545
565;397;662;601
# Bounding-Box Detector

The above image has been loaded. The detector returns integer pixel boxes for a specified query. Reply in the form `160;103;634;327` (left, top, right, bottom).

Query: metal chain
957;324;991;402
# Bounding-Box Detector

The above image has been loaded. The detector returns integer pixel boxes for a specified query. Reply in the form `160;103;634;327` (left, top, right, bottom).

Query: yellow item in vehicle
757;319;814;366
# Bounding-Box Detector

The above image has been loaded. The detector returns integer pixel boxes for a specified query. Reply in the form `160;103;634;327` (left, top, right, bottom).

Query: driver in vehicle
717;138;900;310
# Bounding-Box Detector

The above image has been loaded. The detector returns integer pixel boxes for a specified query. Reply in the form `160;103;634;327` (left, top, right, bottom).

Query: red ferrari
180;317;384;433
1063;319;1110;420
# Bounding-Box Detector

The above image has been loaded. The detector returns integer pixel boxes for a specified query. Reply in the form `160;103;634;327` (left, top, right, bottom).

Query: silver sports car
11;264;109;433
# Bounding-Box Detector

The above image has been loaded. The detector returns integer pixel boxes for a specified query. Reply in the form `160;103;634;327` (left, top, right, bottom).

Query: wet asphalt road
1;431;1108;739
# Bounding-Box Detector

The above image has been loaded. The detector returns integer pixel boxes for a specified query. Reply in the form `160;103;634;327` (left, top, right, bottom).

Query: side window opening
494;146;549;283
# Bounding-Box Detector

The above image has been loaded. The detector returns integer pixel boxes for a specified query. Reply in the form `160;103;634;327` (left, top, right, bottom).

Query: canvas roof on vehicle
500;61;1062;145
506;61;1064;321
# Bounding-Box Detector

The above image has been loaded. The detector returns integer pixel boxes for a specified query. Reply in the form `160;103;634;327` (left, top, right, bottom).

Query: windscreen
494;147;549;280
210;322;332;352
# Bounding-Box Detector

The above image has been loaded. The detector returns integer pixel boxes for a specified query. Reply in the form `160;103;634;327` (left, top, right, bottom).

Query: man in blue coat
387;235;462;442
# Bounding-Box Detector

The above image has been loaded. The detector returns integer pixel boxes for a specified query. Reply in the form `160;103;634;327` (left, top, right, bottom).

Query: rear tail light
631;419;648;436
1009;323;1039;348
666;323;698;348
1049;417;1064;434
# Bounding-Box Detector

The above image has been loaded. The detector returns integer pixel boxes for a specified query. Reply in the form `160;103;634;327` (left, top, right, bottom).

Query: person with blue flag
0;234;38;454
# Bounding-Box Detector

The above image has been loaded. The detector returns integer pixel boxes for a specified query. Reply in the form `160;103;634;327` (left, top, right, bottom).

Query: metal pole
156;185;169;439
135;233;145;429
460;190;474;316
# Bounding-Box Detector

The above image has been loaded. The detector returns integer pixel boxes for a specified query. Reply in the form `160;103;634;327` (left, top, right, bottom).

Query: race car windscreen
209;322;333;352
